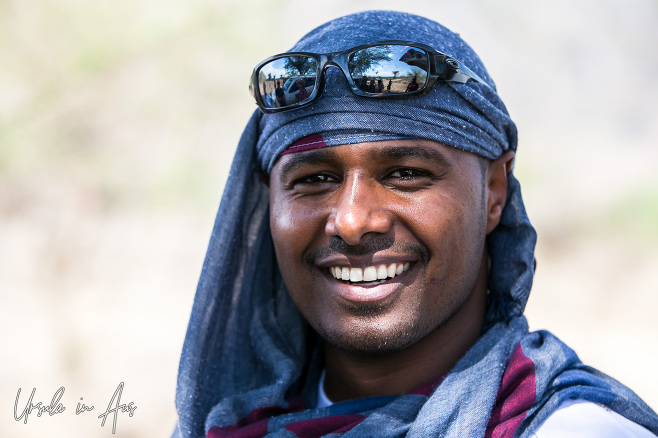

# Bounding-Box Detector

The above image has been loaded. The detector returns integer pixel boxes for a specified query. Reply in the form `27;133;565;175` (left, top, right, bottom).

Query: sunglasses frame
250;40;488;114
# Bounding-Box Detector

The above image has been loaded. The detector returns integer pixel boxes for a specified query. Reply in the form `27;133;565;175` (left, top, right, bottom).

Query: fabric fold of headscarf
174;10;658;438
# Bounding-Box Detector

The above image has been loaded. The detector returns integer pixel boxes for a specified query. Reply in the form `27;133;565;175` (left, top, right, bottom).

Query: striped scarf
205;320;658;437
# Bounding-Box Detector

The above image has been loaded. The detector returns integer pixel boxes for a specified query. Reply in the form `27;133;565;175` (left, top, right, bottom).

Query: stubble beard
310;291;462;356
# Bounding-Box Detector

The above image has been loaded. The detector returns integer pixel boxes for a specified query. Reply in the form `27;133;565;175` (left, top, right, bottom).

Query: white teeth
363;266;377;281
377;265;388;279
329;262;411;283
350;267;363;282
341;267;350;281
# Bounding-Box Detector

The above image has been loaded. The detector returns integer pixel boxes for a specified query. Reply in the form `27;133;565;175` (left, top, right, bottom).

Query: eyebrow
276;143;453;176
277;148;339;176
368;145;453;168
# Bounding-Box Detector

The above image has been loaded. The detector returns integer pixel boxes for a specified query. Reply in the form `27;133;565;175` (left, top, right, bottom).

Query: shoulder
531;400;656;437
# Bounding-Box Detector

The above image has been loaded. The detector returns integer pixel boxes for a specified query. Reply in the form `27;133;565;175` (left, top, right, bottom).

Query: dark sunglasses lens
257;56;318;109
349;45;429;95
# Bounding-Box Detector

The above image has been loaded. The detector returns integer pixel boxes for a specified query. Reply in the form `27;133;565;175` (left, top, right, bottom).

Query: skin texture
269;139;513;402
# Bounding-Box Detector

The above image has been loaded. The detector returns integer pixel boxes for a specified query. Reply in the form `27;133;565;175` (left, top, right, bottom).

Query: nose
325;174;393;245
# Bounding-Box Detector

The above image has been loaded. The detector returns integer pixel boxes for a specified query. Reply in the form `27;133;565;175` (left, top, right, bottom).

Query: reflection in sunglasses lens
349;45;429;94
258;56;317;108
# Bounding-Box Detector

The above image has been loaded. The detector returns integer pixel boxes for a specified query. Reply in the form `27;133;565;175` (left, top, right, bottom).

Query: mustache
306;235;429;263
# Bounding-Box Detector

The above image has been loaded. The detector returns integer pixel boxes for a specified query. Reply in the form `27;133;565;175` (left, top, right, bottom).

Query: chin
316;316;428;356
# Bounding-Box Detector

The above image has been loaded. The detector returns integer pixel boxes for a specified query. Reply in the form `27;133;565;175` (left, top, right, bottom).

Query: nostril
325;177;393;244
327;208;393;246
332;210;368;245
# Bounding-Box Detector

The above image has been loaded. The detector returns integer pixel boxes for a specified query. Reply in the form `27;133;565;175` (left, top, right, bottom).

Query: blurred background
1;0;656;436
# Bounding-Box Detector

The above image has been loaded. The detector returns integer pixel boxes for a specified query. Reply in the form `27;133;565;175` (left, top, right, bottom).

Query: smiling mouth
328;262;410;286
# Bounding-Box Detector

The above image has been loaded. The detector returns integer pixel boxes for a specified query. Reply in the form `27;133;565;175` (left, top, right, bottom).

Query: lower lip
323;270;409;304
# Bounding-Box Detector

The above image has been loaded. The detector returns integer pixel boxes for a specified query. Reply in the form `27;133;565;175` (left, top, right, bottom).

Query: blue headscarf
174;11;658;438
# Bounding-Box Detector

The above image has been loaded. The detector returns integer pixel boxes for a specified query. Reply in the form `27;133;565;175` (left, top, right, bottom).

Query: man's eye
383;168;435;190
288;173;339;195
293;174;336;186
387;168;431;179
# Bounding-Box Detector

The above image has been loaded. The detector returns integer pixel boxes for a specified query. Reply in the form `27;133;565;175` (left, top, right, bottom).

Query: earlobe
485;151;514;235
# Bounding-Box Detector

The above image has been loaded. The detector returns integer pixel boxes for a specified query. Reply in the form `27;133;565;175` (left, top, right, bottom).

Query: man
275;80;286;107
174;11;658;437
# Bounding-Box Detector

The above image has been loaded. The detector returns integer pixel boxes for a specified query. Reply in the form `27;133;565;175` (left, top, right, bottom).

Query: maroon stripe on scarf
484;342;537;438
283;414;366;438
278;373;446;437
279;133;327;156
208;398;306;438
208;419;268;438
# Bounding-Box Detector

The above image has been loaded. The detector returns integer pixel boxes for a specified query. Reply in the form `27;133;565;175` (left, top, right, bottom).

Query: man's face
269;139;493;354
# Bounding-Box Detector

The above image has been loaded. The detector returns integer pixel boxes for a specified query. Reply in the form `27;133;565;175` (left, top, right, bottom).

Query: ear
485;150;515;235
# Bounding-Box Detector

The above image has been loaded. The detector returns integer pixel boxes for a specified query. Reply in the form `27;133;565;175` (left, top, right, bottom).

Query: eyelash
293;174;337;186
386;168;432;180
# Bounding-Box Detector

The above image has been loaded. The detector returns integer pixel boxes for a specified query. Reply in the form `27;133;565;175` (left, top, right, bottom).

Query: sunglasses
250;40;488;113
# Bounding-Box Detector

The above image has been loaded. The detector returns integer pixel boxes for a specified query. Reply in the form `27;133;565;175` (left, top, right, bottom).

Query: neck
323;251;488;402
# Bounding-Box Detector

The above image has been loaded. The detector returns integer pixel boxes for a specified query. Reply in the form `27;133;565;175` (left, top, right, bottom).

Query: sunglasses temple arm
453;64;493;90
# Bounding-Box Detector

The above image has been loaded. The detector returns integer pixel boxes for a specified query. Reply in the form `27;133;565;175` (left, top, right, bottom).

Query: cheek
271;200;321;247
409;189;486;273
270;196;327;284
270;190;293;232
402;191;468;240
270;201;298;271
269;199;328;323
